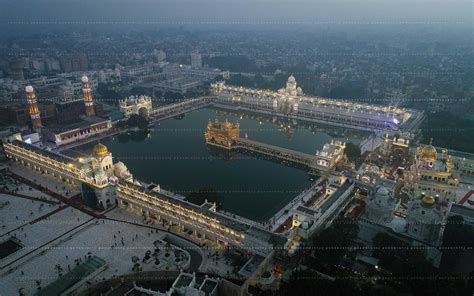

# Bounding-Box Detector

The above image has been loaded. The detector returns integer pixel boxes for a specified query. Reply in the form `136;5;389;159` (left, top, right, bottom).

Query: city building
380;132;412;159
312;140;346;171
291;176;355;239
154;49;167;62
119;64;165;83
191;49;202;69
10;61;24;81
153;77;202;94
42;116;112;147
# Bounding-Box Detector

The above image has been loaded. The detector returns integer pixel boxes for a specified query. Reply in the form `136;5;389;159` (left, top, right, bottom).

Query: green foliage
163;91;184;103
129;86;152;97
309;217;359;264
280;269;397;296
372;232;434;277
97;82;120;101
208;56;258;73
328;81;366;101
116;114;149;129
442;215;474;264
421;112;474;153
344;142;362;162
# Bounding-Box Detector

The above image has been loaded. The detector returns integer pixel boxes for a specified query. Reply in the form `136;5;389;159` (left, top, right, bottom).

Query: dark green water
76;108;367;221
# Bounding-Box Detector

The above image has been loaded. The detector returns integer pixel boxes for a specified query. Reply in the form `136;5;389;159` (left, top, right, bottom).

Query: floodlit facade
212;76;421;131
119;95;153;117
406;195;444;244
405;139;460;203
204;118;240;148
81;75;95;116
42;117;112;147
313;140;346;170
25;85;43;129
2;140;278;255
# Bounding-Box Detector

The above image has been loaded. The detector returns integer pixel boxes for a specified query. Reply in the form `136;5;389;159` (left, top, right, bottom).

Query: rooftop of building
35;256;106;296
320;180;353;213
44;115;109;133
450;204;474;218
9;140;74;164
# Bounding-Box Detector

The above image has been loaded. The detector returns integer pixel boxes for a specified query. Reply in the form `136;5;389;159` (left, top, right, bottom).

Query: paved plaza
0;175;220;295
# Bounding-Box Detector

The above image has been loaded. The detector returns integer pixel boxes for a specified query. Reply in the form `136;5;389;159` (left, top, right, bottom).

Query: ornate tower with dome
92;142;114;177
78;142;118;209
364;184;400;224
82;74;95;116
404;139;460;203
406;195;445;244
25;85;43;129
278;75;304;97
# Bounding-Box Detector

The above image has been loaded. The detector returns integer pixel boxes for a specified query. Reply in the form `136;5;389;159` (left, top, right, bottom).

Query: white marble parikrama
2;140;280;257
211;76;422;131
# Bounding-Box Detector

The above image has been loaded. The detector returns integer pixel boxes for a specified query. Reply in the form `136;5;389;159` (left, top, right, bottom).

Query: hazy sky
1;0;472;24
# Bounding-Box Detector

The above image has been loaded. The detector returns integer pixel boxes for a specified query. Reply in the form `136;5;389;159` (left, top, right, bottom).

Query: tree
97;82;120;102
421;112;474;153
309;217;359;264
116;114;149;129
442;215;474;264
345;142;361;163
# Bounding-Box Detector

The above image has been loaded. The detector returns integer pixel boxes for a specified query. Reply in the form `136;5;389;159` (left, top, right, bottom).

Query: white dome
389;216;407;233
25;85;34;93
377;186;390;196
81;75;89;83
288;75;296;82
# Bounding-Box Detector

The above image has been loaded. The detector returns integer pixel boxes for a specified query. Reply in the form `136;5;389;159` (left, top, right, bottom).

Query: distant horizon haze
0;0;471;24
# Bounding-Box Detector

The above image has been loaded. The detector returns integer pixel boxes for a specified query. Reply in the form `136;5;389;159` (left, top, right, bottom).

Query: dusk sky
1;0;472;24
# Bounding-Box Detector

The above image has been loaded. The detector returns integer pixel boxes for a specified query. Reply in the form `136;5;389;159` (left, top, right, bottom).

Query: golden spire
93;141;108;157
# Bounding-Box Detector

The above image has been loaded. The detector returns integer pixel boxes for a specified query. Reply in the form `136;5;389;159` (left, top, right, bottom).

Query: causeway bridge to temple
204;118;345;172
148;96;213;121
232;138;316;168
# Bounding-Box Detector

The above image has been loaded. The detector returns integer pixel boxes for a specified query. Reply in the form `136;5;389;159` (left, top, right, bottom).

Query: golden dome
421;195;436;208
420;138;437;160
93;142;108;157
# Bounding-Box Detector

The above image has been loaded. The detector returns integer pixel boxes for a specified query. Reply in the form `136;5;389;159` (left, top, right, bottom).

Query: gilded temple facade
404;140;460;203
204;118;240;148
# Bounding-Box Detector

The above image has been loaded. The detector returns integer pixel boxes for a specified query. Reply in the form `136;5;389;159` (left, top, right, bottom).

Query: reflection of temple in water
211;108;368;142
206;145;239;162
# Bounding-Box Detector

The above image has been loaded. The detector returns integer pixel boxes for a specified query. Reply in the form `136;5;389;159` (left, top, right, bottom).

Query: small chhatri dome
93;142;108;157
421;195;436;208
25;85;34;93
81;75;89;83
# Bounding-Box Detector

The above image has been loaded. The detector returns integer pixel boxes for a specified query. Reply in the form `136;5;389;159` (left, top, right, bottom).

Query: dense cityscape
0;1;473;295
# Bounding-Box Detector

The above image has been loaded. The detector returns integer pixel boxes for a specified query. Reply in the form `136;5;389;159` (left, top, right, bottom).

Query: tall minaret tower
81;74;95;116
25;85;42;129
